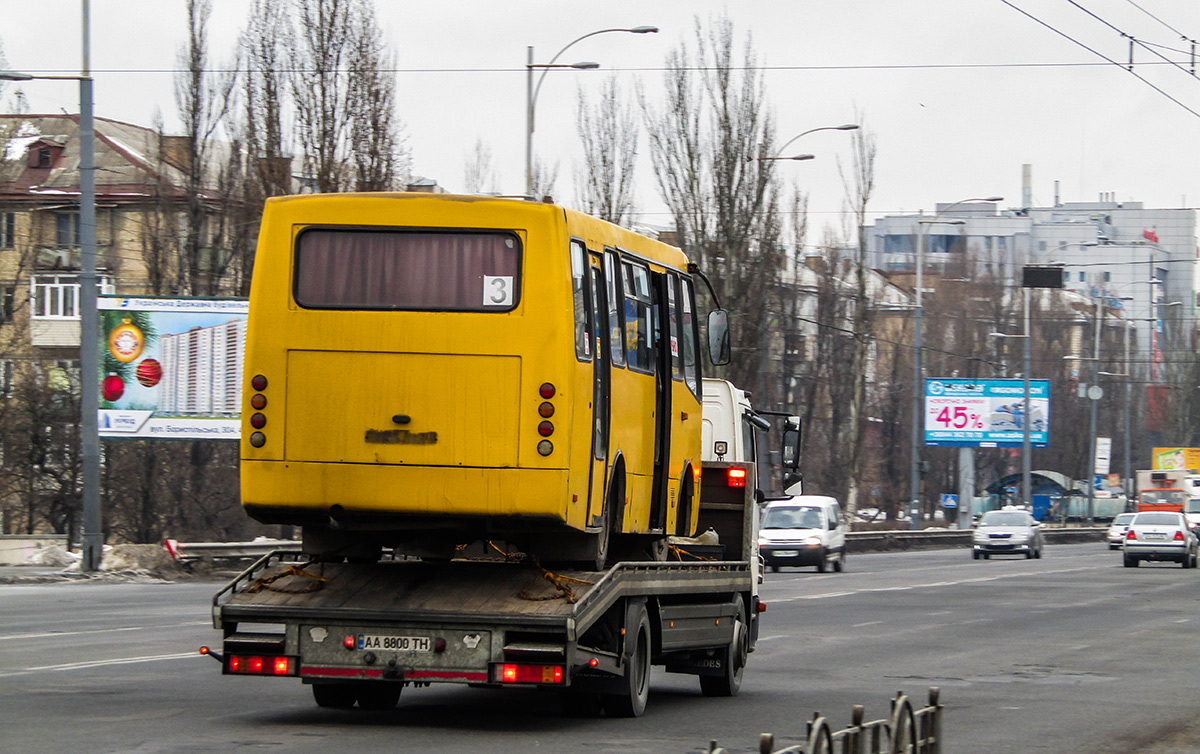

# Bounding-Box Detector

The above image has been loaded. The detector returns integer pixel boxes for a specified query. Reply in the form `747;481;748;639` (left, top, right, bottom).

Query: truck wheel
312;683;356;709
356;684;402;711
603;603;651;718
816;549;828;573
833;551;845;573
700;596;747;697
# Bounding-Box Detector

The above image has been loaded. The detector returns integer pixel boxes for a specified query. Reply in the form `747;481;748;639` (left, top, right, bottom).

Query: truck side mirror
781;419;802;471
707;309;731;366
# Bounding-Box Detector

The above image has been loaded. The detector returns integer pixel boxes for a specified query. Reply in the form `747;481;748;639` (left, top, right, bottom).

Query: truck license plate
357;634;431;652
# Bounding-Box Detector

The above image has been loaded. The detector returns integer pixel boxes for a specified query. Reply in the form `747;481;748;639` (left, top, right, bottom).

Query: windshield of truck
1141;490;1187;507
294;228;521;311
762;506;822;530
1185;499;1200;514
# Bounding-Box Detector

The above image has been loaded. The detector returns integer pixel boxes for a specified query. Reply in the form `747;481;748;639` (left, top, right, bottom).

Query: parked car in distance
757;496;846;573
1122;511;1199;568
1107;512;1136;550
972;507;1044;560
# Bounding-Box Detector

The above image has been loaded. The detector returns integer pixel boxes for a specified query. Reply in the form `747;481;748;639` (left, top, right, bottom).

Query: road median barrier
847;527;1105;553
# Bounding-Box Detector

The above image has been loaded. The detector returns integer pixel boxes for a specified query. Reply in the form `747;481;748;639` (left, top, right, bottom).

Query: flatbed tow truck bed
209;550;755;708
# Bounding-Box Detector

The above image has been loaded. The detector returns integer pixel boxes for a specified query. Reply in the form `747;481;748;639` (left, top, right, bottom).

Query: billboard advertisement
98;296;248;440
1153;447;1200;471
924;378;1050;448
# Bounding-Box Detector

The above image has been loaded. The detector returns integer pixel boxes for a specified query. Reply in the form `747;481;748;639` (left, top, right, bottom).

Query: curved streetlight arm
773;123;858;159
530;26;658;117
526;26;657;196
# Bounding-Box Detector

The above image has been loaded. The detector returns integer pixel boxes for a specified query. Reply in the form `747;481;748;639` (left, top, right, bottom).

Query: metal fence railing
706;687;942;754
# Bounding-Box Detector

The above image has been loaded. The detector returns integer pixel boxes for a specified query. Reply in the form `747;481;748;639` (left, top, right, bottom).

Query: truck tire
603;602;651;718
815;548;828;573
700;596;747;698
312;683;357;709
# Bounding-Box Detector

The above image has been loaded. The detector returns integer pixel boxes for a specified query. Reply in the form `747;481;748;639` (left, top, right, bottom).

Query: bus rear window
294;228;521;311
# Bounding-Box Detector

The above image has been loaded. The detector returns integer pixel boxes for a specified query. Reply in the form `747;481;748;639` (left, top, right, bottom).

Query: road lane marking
768;565;1099;602
852;621;882;628
0;621;210;642
0;651;201;678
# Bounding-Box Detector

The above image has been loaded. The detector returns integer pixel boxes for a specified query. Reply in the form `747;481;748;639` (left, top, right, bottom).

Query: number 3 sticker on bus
483;275;513;306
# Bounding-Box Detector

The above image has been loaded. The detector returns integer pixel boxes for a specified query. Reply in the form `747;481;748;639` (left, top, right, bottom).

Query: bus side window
569;240;591;361
680;278;699;394
667;274;683;381
605;250;626;368
622;261;654;373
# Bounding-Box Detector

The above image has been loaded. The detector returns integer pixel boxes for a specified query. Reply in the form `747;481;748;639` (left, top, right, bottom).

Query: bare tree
462;138;499;195
240;0;292;200
835;115;877;523
574;75;638;225
529;157;559;202
289;0;406;194
642;15;783;401
347;4;408;191
174;0;237;296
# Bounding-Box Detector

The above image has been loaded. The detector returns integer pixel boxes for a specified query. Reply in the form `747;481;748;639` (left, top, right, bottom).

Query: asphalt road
2;543;1198;753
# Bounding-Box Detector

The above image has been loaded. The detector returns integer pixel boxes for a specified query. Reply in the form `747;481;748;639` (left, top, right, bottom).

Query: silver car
972;508;1044;559
1122;511;1199;568
1106;512;1136;550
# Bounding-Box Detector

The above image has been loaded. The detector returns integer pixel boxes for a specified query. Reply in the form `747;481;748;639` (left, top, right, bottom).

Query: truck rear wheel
602;603;651;718
700;596;747;697
312;683;357;709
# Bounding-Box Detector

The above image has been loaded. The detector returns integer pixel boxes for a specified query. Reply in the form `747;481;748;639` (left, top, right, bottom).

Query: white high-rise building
159;318;246;415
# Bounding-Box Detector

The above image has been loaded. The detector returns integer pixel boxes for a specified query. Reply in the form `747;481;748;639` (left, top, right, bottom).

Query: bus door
648;270;673;532
586;254;610;528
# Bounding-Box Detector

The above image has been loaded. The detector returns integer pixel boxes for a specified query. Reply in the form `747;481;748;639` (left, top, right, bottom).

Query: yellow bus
240;193;728;567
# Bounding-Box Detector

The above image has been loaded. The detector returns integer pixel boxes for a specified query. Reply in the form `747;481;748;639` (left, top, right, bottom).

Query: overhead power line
998;0;1200;120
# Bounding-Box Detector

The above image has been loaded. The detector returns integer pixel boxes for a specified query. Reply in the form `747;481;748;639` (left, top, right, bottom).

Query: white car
1122;511;1199;568
972;508;1044;559
757;496;846;573
1106;512;1136;550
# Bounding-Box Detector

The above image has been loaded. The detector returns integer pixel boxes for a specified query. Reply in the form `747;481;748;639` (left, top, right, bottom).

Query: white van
757;495;846;573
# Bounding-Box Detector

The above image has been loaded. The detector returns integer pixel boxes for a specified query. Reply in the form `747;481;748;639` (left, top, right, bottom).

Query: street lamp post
989;289;1032;510
910;196;1003;528
525;26;657;197
0;2;99;570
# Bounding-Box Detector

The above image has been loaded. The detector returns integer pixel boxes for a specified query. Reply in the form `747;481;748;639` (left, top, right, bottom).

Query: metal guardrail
706;687;942;754
163;538;301;563
847;527;1105;552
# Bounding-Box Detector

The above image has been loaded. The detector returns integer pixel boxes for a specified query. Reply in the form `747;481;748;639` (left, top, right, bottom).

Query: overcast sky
4;0;1200;237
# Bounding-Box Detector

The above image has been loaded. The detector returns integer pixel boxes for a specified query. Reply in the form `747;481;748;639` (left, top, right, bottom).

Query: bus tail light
538;421;554;437
248;374;269;447
537;440;553;456
727;468;747;488
539;382;556;399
